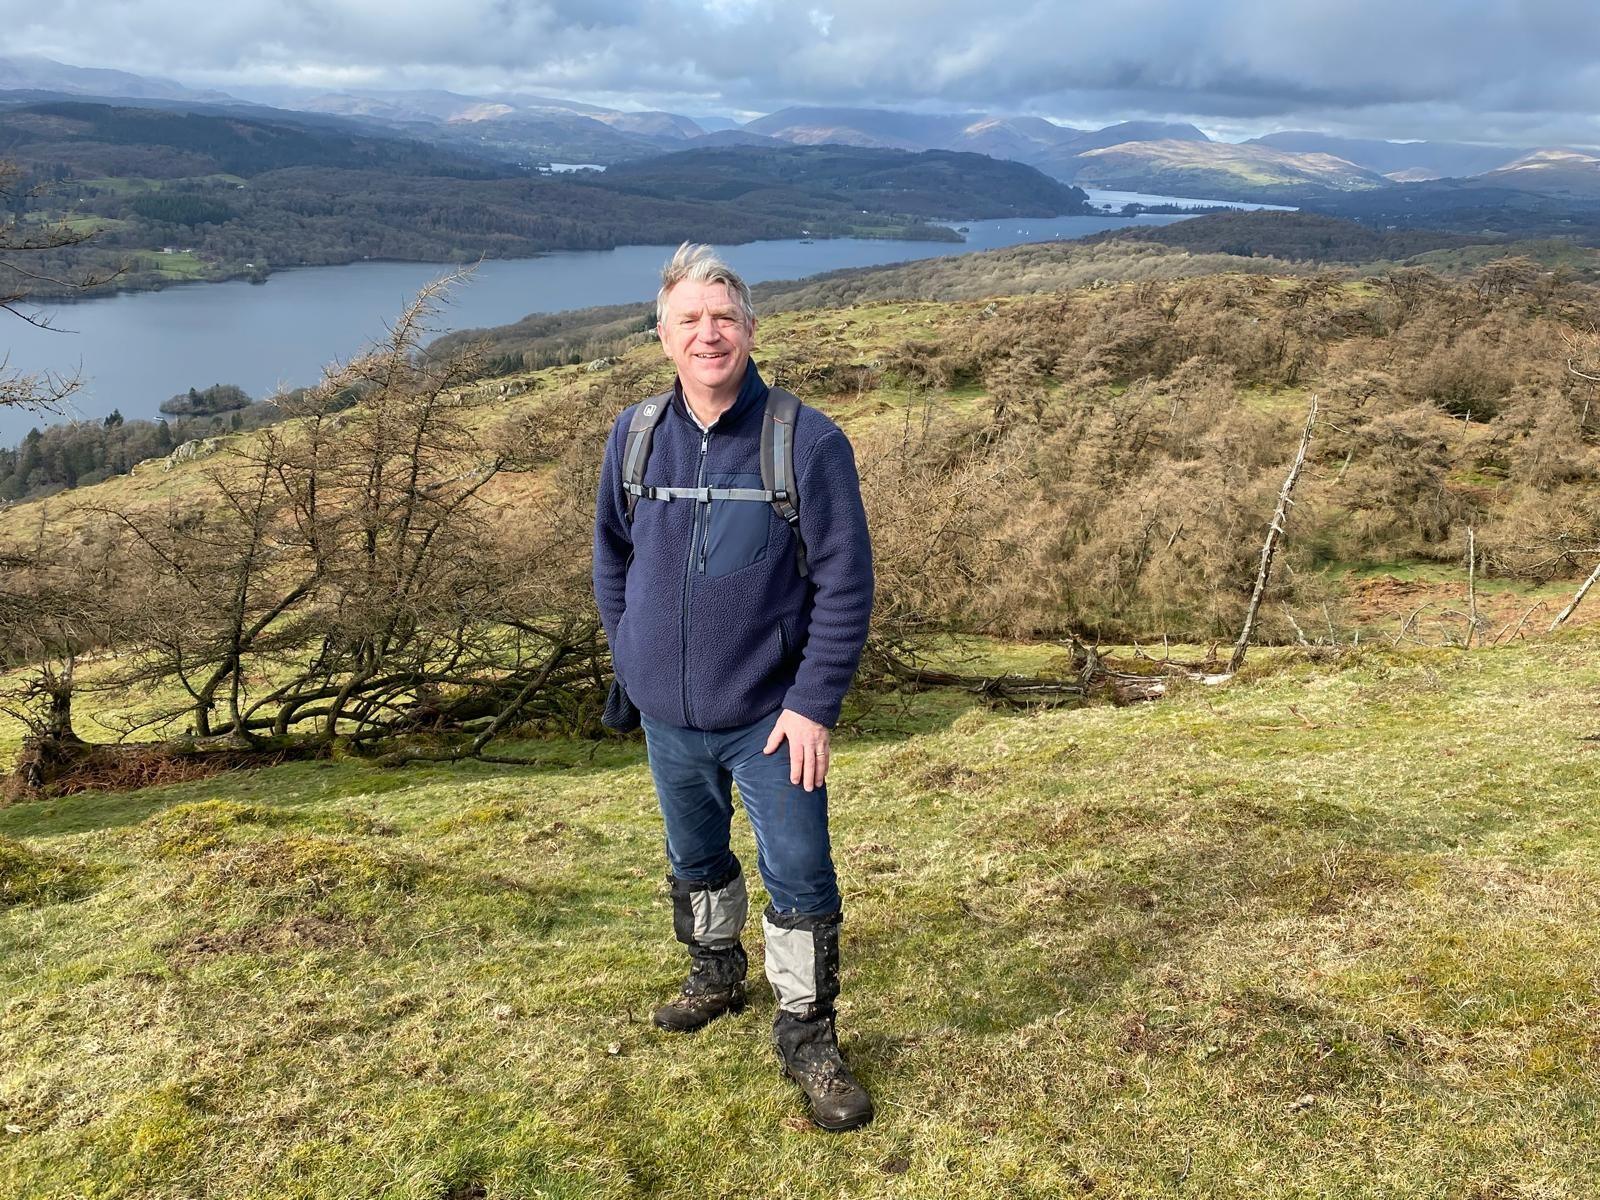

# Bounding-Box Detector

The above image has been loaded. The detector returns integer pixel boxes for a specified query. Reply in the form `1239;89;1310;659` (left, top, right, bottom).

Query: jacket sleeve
592;412;632;647
781;428;875;728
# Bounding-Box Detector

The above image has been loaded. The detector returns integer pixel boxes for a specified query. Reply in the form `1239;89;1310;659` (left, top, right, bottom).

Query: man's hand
762;708;830;792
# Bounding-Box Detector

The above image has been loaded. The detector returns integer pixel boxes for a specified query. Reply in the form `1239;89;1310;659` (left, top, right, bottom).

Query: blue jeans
641;707;840;916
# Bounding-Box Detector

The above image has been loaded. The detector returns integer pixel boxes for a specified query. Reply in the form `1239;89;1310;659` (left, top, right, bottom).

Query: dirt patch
1349;573;1593;638
165;913;371;963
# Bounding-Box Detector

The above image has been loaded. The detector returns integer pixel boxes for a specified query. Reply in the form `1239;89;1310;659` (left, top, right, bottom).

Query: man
592;243;876;1132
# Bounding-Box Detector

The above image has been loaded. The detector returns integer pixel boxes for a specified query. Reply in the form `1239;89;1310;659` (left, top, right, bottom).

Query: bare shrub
51;277;607;766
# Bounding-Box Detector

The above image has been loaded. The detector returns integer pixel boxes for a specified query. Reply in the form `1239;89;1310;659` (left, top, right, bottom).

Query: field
4;628;1600;1198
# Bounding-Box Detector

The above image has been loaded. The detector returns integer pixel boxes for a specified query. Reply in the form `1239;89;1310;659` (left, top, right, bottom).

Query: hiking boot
763;906;872;1131
774;1007;874;1131
652;863;749;1033
652;945;748;1032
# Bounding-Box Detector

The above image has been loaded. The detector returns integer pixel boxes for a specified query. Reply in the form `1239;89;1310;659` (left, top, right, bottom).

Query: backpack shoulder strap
621;391;672;523
761;387;809;578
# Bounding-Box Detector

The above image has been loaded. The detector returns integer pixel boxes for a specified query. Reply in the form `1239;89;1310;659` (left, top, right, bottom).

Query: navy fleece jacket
593;361;874;731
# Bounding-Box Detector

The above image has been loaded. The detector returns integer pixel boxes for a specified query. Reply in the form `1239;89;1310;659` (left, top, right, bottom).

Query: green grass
4;630;1600;1197
127;250;209;278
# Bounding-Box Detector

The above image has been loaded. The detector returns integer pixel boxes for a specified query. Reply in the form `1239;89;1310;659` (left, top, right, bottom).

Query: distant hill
741;109;1205;178
950;115;1086;162
598;144;1094;220
0;98;513;179
740;109;1398;202
0;54;232;104
686;129;785;149
1478;149;1600;199
1309;176;1600;241
1025;122;1211;182
1068;140;1390;200
293;89;525;124
260;87;707;165
743;106;977;149
1249;132;1527;181
1062;121;1209;155
421;111;675;166
592;110;703;140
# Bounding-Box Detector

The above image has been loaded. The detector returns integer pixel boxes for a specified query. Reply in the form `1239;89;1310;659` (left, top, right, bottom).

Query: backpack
620;386;811;577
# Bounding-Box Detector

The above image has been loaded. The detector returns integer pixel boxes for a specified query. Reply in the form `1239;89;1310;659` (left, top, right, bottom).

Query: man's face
657;279;756;398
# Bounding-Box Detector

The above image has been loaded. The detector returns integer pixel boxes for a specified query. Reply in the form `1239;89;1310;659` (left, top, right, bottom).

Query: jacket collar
670;358;768;432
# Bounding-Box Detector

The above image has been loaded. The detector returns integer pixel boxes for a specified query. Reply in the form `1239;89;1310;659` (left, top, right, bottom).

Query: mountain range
4;54;1599;208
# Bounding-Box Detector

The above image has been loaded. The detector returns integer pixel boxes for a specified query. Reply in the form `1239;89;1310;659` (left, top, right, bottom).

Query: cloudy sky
5;0;1599;145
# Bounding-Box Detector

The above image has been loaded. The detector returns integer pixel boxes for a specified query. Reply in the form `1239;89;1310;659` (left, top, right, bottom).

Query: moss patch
0;835;99;908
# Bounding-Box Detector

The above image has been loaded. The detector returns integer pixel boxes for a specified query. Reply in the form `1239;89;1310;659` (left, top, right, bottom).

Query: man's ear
656;321;667;349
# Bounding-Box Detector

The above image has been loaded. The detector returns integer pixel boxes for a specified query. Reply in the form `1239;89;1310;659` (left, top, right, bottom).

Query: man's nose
695;313;723;340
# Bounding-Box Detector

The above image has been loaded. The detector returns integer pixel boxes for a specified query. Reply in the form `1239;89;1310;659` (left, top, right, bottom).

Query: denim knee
722;715;840;915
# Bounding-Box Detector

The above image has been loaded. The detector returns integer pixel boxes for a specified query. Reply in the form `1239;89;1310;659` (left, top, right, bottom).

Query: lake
1;204;1197;443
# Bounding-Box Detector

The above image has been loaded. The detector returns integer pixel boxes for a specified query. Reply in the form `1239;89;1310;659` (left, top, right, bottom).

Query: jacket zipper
681;429;709;726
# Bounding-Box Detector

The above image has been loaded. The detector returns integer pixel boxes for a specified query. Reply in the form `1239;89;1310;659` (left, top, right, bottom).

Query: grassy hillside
4;630;1600;1196
1068;140;1391;201
426;239;1313;371
1083;211;1475;262
5;245;1600;1193
10;262;1600;637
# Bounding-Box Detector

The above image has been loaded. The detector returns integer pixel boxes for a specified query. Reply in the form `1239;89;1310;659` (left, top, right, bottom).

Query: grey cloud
4;0;1600;145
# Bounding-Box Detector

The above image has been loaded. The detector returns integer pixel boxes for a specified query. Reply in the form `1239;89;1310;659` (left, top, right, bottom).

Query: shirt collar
672;358;768;432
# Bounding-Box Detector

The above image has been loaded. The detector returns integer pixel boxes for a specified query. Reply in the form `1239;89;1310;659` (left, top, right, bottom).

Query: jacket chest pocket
701;471;771;578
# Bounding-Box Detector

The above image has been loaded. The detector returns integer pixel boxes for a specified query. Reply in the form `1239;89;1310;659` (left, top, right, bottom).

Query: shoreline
25;222;976;306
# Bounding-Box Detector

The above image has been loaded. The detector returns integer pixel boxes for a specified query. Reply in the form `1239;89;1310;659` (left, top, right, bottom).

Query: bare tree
10;276;612;794
0;158;121;414
0;525;120;794
1566;323;1600;436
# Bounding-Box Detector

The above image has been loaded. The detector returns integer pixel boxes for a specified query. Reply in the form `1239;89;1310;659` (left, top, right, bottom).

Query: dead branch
1549;556;1600;632
1230;394;1319;673
1492;601;1549;646
1465;525;1481;648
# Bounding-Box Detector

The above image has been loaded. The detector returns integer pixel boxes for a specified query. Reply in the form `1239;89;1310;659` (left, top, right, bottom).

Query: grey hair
656;242;755;326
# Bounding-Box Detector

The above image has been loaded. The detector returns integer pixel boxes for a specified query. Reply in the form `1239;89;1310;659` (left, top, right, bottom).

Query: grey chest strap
620;385;810;578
